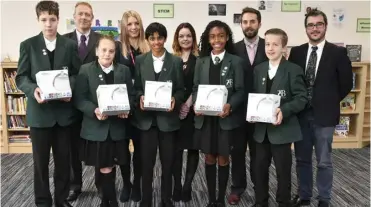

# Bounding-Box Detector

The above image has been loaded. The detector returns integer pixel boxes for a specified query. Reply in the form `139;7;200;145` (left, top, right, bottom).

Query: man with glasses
288;9;353;207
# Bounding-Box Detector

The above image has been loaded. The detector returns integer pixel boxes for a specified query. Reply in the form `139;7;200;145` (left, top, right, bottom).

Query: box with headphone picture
35;69;72;101
194;85;228;116
144;81;172;111
246;93;281;123
96;84;130;116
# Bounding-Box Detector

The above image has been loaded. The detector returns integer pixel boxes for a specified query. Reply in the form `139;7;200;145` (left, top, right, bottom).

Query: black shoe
160;199;174;207
55;201;73;207
181;188;192;202
109;200;119;207
66;190;81;201
206;203;216;207
291;195;310;206
100;199;109;207
172;187;182;202
318;201;329;207
215;201;225;207
250;204;268;207
119;184;132;202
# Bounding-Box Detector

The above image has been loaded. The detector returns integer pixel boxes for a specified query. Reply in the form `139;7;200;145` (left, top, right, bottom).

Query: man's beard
243;29;259;39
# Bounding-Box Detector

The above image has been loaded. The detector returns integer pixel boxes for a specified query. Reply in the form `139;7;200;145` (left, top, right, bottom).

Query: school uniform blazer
131;51;185;132
63;30;101;64
15;32;81;128
253;59;308;144
192;53;245;130
74;61;135;141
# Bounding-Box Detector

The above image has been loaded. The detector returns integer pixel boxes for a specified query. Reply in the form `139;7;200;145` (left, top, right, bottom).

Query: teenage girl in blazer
171;22;199;202
114;10;150;203
74;35;135;207
192;20;245;207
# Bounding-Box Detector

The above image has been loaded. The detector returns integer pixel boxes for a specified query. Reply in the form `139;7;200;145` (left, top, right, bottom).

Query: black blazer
288;41;353;126
74;62;135;141
114;41;137;77
131;51;185;132
253;59;308;144
16;32;81;128
234;37;268;101
63;30;101;64
192;52;245;130
183;54;197;99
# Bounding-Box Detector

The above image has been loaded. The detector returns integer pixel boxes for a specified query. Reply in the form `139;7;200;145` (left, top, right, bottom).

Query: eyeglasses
306;22;325;30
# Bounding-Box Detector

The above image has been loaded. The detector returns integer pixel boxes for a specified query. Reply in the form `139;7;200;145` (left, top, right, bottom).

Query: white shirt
44;37;56;52
211;50;226;64
76;30;90;46
268;62;279;79
153;52;166;73
100;63;113;74
305;40;325;76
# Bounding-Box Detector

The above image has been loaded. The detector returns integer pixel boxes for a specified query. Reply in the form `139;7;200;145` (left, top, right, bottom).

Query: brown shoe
227;194;240;205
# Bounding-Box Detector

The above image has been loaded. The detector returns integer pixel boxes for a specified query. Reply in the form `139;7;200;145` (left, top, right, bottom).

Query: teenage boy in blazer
251;28;307;207
132;22;184;207
63;2;101;201
15;1;81;207
230;7;268;204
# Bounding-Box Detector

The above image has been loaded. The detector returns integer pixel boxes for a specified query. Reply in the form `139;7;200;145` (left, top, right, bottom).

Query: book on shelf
334;116;350;137
9;134;31;143
340;93;356;111
7;115;28;129
3;70;21;93
352;72;356;90
7;96;27;113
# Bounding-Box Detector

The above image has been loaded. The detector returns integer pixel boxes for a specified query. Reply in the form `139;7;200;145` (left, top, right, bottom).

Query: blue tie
78;35;88;60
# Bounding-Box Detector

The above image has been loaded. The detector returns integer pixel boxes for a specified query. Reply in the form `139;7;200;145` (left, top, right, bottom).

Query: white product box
144;81;172;111
246;93;281;123
35;70;72;101
194;85;228;116
96;84;130;116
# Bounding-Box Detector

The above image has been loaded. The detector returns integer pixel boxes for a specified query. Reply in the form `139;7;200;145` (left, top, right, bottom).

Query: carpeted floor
1;148;370;207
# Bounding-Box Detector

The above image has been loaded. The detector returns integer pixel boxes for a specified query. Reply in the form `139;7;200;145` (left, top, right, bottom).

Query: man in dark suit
229;6;268;205
289;9;353;207
15;1;81;207
63;2;101;201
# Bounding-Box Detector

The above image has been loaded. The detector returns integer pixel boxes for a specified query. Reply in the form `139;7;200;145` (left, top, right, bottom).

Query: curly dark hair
198;20;235;57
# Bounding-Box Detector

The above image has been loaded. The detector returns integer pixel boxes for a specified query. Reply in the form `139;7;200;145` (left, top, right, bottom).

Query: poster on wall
356;18;370;33
258;0;273;12
281;0;301;12
153;4;174;18
66;18;76;33
346;45;362;62
92;19;120;40
332;8;345;27
233;14;241;24
209;4;226;16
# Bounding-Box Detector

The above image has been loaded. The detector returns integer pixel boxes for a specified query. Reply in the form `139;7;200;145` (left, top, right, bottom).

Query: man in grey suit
63;2;101;201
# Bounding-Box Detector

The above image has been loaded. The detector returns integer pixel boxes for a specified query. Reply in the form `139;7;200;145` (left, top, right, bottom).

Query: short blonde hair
74;2;93;16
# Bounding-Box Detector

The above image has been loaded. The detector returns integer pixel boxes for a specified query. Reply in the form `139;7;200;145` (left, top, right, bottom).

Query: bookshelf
0;61;370;153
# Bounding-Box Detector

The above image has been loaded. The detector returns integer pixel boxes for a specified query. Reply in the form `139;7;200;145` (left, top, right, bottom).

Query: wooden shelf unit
0;62;370;153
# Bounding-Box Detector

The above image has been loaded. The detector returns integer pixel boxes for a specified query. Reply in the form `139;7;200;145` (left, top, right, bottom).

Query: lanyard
130;51;135;65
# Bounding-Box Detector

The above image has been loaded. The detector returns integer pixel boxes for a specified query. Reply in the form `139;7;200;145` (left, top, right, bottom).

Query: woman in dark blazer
192;20;245;207
114;10;149;203
74;35;135;207
171;22;199;202
250;28;307;207
132;22;184;207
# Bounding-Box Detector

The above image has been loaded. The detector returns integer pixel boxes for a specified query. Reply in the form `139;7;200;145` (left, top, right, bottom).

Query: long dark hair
198;20;235;57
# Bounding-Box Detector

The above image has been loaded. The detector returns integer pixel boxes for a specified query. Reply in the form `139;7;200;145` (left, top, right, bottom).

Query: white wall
1;1;370;61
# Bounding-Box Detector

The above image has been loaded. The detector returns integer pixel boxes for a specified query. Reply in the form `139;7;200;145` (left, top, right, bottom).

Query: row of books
335;116;350;137
7;96;27;114
9;134;31;143
3;71;21;93
7;115;27;129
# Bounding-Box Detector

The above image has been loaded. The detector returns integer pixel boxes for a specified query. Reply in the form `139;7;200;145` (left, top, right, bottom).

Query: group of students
15;1;353;207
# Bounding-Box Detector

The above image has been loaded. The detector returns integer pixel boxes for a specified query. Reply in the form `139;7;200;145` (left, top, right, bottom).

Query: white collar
76;30;90;41
100;63;114;74
44;37;56;51
268;61;279;79
308;40;325;51
152;51;166;61
211;50;226;63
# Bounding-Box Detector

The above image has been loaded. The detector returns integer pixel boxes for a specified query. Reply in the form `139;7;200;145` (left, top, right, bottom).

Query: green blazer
15;32;81;128
253;59;308;144
192;53;245;130
131;51;184;132
74;62;135;141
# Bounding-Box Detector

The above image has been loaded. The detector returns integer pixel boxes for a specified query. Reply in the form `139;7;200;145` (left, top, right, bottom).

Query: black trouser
30;124;72;206
69;121;82;191
140;127;175;206
230;123;255;195
255;138;292;206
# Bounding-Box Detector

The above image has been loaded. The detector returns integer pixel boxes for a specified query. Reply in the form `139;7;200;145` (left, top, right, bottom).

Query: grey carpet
1;148;370;207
